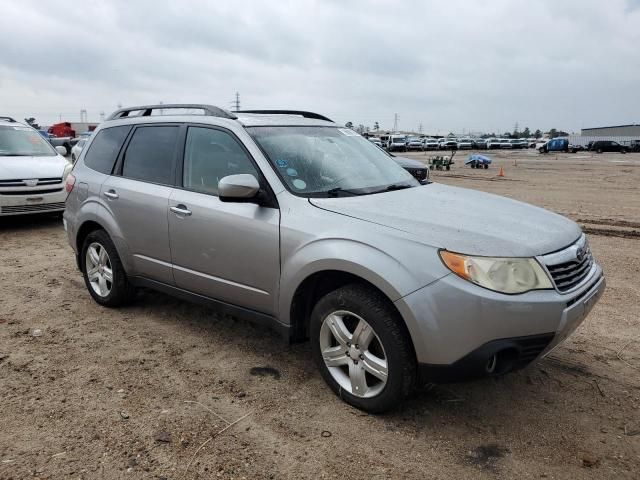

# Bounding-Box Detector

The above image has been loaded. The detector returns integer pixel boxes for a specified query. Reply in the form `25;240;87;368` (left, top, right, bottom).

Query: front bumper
395;264;605;380
0;189;67;216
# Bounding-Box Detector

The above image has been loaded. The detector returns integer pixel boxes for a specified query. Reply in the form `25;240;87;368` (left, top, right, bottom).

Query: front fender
278;237;447;325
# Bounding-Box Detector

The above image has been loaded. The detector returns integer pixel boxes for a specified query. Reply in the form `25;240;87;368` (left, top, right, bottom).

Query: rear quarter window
83;126;131;174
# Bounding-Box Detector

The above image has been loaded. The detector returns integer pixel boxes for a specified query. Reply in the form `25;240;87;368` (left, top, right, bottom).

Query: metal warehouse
581;124;640;136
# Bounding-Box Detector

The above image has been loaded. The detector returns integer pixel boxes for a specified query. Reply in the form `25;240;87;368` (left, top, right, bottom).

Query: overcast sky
1;0;639;134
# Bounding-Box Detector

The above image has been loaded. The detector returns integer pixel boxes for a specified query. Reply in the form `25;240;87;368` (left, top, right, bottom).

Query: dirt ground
1;149;638;479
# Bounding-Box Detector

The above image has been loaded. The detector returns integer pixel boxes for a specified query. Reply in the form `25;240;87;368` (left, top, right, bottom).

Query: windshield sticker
286;168;298;177
292;179;307;190
275;158;288;168
338;128;359;136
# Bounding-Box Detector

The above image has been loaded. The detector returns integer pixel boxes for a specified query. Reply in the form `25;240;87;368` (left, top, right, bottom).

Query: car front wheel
310;284;415;413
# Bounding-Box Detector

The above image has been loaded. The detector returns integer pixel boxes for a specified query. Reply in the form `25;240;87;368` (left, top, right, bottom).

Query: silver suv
64;104;605;413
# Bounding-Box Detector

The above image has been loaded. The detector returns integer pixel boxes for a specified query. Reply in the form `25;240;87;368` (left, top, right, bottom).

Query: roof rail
236;110;334;123
0;116;16;122
106;104;237;121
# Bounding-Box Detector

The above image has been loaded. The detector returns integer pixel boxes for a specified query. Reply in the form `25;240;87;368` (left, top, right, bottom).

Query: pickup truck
38;131;74;156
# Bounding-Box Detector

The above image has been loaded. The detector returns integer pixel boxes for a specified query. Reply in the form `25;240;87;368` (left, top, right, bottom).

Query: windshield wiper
371;183;414;194
325;187;362;197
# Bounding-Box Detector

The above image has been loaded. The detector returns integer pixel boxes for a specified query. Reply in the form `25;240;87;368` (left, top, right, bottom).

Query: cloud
0;0;638;133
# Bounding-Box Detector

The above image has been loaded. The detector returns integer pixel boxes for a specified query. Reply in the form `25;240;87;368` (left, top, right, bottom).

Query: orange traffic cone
498;166;505;177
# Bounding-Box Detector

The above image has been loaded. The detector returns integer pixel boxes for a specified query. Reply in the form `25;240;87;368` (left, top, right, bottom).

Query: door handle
170;204;192;216
104;190;119;199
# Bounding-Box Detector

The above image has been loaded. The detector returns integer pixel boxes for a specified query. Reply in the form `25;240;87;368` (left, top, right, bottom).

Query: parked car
510;139;528;149
539;138;573;153
499;138;512;149
589;140;627;154
373;144;429;184
486;138;501;149
456;138;473;149
64;104;605;413
439;138;458;150
368;137;382;147
472;138;488;149
422;138;439;150
388;135;408;152
71;138;88;162
406;136;424;151
0;116;72;216
38;129;74;155
627;140;640;152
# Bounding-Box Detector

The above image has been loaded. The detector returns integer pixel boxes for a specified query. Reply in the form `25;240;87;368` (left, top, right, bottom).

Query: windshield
392;137;406;143
249;126;418;197
0;125;57;157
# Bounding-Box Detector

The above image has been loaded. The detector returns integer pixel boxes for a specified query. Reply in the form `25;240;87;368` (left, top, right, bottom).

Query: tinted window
182;127;259;196
122;126;178;185
84;126;130;174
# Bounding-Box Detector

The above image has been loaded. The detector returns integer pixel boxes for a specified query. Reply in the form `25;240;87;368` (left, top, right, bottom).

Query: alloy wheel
85;242;113;297
319;310;388;398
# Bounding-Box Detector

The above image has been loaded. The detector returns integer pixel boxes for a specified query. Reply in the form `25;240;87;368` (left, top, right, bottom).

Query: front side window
0;125;56;157
84;126;130;174
182;127;260;196
249;126;417;197
122;126;178;184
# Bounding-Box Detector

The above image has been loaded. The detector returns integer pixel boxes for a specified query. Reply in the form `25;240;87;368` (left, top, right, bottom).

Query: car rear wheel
310;284;415;413
81;229;134;307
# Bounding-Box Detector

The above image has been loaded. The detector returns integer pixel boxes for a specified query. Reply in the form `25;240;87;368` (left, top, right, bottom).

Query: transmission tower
393;113;398;132
232;92;241;112
80;109;87;122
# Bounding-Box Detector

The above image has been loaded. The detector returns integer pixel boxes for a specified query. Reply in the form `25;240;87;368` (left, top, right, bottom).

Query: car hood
309;183;581;257
0;155;68;180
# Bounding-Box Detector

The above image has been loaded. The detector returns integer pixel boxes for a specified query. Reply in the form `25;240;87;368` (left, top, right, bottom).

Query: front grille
0;202;65;214
0;177;62;187
0;188;64;195
542;236;594;293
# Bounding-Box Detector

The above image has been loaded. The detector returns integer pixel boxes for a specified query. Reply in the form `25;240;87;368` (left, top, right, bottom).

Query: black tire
81;229;134;307
484;164;489;169
310;284;416;413
621;149;626;154
597;149;602;154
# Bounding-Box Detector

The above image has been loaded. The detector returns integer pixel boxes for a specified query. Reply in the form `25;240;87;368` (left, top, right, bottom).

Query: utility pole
232;92;241;112
418;123;423;134
80;109;87;123
393;113;398;132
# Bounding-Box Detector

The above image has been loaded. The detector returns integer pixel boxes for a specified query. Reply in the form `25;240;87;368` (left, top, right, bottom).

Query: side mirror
55;146;67;156
218;174;260;202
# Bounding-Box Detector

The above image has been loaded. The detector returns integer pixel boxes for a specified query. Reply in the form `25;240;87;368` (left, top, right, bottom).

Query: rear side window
83;126;130;174
121;126;179;185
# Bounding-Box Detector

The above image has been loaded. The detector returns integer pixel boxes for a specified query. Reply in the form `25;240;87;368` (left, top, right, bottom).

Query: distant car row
368;135;538;151
369;135;639;154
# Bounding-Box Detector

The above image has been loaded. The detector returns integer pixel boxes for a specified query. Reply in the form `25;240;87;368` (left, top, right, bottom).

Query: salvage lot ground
1;150;638;479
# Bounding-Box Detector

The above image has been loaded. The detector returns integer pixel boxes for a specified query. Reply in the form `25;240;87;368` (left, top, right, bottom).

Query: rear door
101;124;180;284
168;125;280;315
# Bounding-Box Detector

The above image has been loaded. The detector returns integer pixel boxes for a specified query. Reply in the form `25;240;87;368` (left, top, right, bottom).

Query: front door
168;125;280;315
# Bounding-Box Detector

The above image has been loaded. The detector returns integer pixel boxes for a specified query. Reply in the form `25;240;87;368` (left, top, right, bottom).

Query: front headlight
439;251;553;294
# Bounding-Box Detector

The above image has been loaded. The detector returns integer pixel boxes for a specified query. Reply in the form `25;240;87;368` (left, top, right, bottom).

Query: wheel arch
288;269;412;347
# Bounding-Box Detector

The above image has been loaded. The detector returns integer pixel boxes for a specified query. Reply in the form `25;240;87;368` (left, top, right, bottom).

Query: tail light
65;173;76;193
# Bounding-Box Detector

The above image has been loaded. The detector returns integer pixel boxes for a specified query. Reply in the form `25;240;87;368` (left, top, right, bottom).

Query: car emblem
576;246;586;262
24;179;39;187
